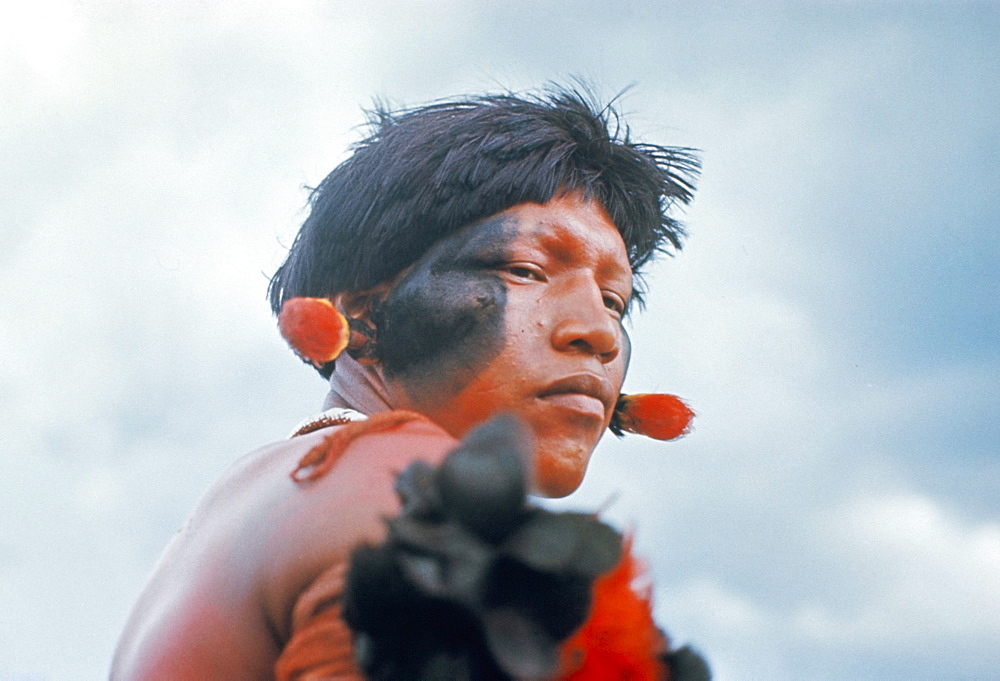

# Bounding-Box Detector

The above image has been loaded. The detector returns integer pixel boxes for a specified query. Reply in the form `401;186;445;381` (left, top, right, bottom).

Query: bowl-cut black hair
268;86;699;320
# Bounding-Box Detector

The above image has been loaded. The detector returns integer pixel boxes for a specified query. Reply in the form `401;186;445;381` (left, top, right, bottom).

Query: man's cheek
375;270;507;389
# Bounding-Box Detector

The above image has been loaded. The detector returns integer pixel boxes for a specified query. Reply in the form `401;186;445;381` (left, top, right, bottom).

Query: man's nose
549;281;621;362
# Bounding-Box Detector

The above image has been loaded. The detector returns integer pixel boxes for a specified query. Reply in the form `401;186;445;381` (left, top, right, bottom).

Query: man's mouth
537;374;615;419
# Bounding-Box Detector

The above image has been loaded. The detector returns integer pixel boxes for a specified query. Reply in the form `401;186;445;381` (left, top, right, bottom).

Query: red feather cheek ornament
609;394;694;441
278;297;350;367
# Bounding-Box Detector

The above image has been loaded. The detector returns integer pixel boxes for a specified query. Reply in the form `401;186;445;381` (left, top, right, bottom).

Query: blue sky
1;2;997;679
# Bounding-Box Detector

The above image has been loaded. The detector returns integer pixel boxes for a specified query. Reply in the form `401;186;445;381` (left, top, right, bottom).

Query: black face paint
373;217;514;403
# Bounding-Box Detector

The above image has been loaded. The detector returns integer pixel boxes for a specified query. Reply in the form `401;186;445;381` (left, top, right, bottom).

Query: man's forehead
507;204;633;281
530;220;631;273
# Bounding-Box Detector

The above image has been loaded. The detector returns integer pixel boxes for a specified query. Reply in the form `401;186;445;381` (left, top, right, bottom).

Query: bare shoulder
112;416;457;679
255;416;459;639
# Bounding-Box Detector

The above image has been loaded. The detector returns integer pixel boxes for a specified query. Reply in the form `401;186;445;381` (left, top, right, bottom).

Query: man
111;87;699;679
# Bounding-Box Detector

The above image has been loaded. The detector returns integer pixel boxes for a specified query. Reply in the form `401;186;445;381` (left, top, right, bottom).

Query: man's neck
323;353;394;415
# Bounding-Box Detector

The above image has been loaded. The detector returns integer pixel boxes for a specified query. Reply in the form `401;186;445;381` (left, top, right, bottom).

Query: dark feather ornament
342;415;622;680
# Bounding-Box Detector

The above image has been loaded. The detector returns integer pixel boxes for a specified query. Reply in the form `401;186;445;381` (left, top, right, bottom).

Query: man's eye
603;293;626;316
502;264;543;281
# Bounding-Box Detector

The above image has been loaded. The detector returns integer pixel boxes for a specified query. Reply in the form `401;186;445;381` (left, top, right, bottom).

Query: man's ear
333;286;387;326
333;283;392;364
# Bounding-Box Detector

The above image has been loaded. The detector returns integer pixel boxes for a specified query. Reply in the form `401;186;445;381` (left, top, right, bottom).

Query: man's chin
530;447;592;498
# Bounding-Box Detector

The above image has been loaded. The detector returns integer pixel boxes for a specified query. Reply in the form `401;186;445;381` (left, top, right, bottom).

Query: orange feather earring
609;393;694;441
278;297;350;367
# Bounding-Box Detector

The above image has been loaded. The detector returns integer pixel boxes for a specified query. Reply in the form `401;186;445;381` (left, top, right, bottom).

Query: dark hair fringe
268;84;700;336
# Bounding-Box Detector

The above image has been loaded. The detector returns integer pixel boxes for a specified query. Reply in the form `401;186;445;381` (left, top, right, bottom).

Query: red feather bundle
614;394;694;441
278;297;350;367
557;539;667;681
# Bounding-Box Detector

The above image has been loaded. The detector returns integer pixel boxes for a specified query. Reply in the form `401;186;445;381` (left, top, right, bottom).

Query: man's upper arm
257;418;458;641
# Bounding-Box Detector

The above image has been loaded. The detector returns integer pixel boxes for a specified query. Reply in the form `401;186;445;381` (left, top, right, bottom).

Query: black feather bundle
342;415;623;680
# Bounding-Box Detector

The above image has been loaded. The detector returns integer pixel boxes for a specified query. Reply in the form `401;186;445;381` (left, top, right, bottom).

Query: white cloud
0;0;83;85
806;494;1000;649
668;578;774;636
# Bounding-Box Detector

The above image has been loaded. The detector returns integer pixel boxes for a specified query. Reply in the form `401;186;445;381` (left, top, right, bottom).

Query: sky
1;1;998;679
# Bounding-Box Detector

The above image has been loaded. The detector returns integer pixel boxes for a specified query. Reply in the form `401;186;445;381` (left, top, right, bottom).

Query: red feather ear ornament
609;393;694;441
278;297;350;368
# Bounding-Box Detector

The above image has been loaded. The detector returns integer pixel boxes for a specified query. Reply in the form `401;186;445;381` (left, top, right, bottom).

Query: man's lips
537;374;616;418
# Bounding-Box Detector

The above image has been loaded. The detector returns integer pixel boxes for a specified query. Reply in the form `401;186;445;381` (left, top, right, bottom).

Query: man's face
376;192;632;497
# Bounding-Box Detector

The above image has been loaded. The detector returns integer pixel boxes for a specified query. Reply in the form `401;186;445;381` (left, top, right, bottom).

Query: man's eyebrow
599;251;633;282
534;222;632;281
